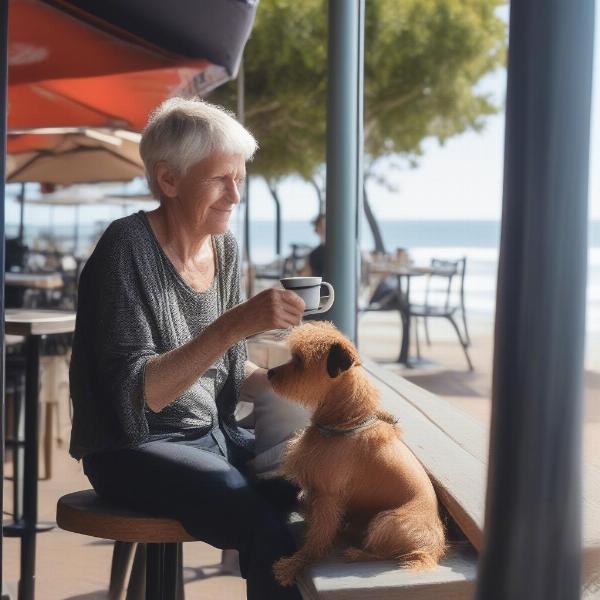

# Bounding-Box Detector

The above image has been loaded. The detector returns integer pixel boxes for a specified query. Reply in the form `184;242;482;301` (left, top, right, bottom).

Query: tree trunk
267;181;282;257
309;177;325;215
363;181;386;253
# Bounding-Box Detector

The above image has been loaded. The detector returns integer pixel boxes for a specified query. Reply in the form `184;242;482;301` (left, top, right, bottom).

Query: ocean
6;217;600;336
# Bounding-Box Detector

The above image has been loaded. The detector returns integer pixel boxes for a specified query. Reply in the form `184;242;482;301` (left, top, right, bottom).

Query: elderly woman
68;98;306;599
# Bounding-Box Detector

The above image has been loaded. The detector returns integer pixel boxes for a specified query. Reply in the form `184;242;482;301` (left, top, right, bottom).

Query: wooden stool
57;490;195;599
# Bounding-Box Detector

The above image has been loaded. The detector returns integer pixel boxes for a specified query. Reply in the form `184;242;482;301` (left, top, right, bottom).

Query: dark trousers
82;428;303;600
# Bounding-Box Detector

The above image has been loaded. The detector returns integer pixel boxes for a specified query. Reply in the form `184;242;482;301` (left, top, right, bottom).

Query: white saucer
303;306;331;316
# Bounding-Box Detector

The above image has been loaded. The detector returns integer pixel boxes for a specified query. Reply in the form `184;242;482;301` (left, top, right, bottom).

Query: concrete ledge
297;542;476;600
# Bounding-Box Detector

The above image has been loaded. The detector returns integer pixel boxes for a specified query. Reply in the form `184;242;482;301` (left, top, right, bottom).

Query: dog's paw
273;556;304;587
344;547;365;562
343;546;377;562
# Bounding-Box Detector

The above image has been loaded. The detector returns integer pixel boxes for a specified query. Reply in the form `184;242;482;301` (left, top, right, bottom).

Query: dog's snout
267;368;275;380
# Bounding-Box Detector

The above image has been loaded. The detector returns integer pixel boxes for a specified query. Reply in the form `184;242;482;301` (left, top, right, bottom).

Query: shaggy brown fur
268;322;446;587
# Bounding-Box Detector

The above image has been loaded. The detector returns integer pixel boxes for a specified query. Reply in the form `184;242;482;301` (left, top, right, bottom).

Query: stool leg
42;401;54;480
5;384;14;448
163;544;181;600
126;543;146;600
109;542;136;600
176;543;184;600
12;374;25;521
146;543;165;600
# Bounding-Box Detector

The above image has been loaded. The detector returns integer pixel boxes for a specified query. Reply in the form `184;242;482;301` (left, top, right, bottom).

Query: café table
3;309;76;600
368;263;436;366
5;272;65;310
5;272;64;290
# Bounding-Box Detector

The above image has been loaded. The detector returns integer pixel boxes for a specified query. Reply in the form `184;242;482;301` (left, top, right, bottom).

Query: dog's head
267;321;361;409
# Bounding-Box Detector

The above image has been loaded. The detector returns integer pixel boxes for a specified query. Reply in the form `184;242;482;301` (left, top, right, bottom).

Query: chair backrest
284;243;312;276
425;257;467;311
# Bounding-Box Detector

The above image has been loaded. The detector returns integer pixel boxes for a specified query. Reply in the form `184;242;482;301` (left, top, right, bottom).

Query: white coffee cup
280;276;335;314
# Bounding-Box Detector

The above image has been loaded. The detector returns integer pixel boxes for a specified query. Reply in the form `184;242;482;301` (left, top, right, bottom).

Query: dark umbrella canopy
10;0;257;82
7;0;258;130
48;0;258;77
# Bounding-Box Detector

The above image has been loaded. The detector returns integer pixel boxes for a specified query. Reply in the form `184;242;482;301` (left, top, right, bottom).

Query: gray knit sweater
68;211;249;460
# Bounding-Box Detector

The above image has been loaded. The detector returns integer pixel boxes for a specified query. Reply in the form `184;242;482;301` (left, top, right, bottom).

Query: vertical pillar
476;1;594;598
324;0;364;341
1;0;9;578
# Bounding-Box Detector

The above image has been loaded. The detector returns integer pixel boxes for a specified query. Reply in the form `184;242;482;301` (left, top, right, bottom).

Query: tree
209;0;507;251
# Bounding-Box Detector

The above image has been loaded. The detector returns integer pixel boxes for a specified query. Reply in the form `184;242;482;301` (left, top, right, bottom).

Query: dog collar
316;414;379;438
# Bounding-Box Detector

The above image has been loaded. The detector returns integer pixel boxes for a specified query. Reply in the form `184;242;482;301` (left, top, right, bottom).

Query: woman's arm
144;288;304;413
239;361;269;404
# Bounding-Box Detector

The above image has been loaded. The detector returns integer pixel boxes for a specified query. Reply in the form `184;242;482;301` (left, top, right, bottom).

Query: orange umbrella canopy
7;0;257;129
6;128;144;184
8;67;222;130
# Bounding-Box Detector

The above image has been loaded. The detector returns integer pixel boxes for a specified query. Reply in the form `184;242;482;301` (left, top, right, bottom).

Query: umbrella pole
73;205;80;255
1;0;9;579
18;182;25;244
237;58;253;298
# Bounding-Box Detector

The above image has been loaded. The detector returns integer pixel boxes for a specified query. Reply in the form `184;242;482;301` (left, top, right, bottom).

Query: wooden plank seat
361;359;600;596
57;489;192;599
297;541;477;600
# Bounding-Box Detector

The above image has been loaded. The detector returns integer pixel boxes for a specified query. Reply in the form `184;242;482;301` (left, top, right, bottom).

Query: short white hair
140;97;258;199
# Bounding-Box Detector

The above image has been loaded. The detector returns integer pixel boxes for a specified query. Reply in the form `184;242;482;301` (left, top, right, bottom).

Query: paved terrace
3;312;599;598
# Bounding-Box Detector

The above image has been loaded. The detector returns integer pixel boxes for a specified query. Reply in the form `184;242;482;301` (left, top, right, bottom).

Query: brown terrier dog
267;322;446;587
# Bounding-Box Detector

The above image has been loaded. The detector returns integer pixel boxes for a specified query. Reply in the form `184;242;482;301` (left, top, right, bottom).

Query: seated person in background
300;213;326;277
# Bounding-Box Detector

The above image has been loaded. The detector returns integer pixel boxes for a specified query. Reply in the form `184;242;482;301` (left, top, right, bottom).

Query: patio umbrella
7;0;257;129
8;67;222;130
23;187;157;253
7;128;144;184
6;127;146;243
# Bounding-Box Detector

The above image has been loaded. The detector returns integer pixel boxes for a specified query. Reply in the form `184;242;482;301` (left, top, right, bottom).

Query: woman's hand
226;288;306;339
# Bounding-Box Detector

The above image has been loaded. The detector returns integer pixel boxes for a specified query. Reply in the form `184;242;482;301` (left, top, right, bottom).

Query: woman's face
161;152;246;234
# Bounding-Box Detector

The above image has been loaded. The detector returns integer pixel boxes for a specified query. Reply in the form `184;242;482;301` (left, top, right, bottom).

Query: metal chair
411;258;473;370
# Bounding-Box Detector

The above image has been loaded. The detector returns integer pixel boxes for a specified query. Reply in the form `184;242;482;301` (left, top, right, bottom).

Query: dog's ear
326;342;354;378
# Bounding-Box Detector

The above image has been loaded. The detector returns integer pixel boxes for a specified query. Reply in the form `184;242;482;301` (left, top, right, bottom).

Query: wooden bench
247;338;600;599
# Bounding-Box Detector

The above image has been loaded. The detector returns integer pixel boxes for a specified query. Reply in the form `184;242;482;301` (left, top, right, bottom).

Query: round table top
4;309;76;336
369;263;435;276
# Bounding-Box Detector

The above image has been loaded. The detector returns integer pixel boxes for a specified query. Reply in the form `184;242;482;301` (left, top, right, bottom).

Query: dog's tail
358;499;446;569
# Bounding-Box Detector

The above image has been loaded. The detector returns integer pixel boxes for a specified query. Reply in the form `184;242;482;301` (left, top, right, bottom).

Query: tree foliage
209;0;506;185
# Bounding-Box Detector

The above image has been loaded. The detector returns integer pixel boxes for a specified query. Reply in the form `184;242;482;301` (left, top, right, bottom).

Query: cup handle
314;282;335;314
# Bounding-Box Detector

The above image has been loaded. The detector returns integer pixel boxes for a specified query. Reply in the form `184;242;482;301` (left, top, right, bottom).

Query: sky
5;3;600;226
